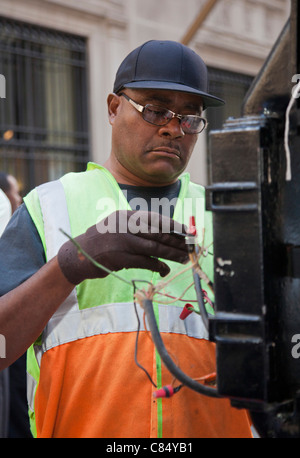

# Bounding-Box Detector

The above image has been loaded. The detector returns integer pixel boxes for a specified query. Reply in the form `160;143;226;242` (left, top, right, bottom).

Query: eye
181;116;205;133
147;106;167;116
144;105;172;124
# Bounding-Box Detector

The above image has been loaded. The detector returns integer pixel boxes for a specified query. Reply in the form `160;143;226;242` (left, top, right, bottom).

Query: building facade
0;0;290;192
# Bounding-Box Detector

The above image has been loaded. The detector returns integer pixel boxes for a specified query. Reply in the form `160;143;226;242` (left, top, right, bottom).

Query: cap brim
122;81;225;109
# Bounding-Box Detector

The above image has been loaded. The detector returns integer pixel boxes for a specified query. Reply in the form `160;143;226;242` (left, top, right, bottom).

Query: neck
103;156;178;187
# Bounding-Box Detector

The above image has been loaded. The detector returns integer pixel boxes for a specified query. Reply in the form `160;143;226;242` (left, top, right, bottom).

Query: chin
145;170;182;185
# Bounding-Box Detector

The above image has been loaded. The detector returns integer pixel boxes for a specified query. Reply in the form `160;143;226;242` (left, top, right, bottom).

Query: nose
158;117;185;138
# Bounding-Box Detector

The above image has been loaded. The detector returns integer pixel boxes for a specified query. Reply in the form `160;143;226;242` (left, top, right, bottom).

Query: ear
107;93;121;125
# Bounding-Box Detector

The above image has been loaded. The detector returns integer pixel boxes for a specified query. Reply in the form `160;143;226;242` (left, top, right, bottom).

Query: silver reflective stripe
42;301;208;352
36;180;72;261
36;180;79;316
27;372;37;413
27;181;81;419
42;301;141;352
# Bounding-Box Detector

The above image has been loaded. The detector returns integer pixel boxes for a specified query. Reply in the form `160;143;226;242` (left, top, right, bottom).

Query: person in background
0;172;30;438
0;188;11;437
0;172;22;214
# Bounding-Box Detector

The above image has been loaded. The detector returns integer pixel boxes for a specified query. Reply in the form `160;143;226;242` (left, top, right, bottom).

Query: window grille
205;68;254;184
206;67;254;132
0;17;89;196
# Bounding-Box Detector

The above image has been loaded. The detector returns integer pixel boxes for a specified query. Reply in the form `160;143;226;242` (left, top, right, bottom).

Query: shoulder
0;204;45;294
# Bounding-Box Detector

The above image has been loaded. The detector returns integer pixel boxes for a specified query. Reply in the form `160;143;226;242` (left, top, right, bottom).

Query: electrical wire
134;286;217;398
136;231;219;398
133;280;158;388
142;297;221;398
61;227;219;398
192;267;209;331
284;79;300;181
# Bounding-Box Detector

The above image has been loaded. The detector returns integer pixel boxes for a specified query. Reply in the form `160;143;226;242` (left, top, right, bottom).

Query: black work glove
57;210;188;285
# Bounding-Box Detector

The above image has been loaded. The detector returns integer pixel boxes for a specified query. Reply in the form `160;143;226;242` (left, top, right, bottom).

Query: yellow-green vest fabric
23;163;223;438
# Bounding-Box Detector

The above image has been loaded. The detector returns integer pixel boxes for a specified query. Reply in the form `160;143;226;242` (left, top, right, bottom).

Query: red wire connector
186;216;197;253
153;385;182;398
179;303;194;320
188;216;197;236
153;385;174;398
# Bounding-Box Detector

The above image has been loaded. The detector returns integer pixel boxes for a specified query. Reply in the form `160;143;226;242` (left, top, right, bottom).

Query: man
0;172;29;438
0;188;11;438
0;40;252;438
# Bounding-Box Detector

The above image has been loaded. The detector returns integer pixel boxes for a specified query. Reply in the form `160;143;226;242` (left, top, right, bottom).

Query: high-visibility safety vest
24;163;252;438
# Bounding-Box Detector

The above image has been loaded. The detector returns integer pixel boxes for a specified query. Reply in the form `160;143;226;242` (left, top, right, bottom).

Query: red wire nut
188;216;197;236
179;303;194;320
153;385;174;398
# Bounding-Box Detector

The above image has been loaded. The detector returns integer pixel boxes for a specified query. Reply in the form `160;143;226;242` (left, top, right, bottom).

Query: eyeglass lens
143;105;205;134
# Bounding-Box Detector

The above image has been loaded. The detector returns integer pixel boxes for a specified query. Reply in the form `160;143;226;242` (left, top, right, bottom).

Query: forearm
0;257;74;370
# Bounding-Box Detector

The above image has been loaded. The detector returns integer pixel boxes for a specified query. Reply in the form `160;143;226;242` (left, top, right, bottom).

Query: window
206;68;254;132
0;18;89;196
205;68;254;184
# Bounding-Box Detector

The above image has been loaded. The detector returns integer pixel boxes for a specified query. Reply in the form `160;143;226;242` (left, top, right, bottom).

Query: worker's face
107;89;203;186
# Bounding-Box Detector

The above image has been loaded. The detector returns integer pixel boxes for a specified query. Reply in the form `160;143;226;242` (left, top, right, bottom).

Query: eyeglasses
120;93;207;134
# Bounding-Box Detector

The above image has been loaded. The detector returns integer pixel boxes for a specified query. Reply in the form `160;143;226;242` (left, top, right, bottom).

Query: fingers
94;210;189;263
126;212;188;259
125;233;188;265
126;211;186;235
59;210;191;284
135;229;187;253
96;210;187;239
128;211;187;238
118;253;170;277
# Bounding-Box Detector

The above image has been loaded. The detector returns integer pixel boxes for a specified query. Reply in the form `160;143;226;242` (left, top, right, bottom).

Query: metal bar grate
206;67;254;131
0;17;90;195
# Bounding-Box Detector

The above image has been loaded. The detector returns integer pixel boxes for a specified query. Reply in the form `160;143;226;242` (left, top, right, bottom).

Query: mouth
151;147;181;159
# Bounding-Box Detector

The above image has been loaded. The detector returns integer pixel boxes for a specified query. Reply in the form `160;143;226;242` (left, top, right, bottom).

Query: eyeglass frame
119;92;207;134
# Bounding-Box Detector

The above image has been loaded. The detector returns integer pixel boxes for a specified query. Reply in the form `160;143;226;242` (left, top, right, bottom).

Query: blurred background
0;0;290;196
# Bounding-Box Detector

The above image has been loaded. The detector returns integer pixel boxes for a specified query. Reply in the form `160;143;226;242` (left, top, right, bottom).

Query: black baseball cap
113;40;225;110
